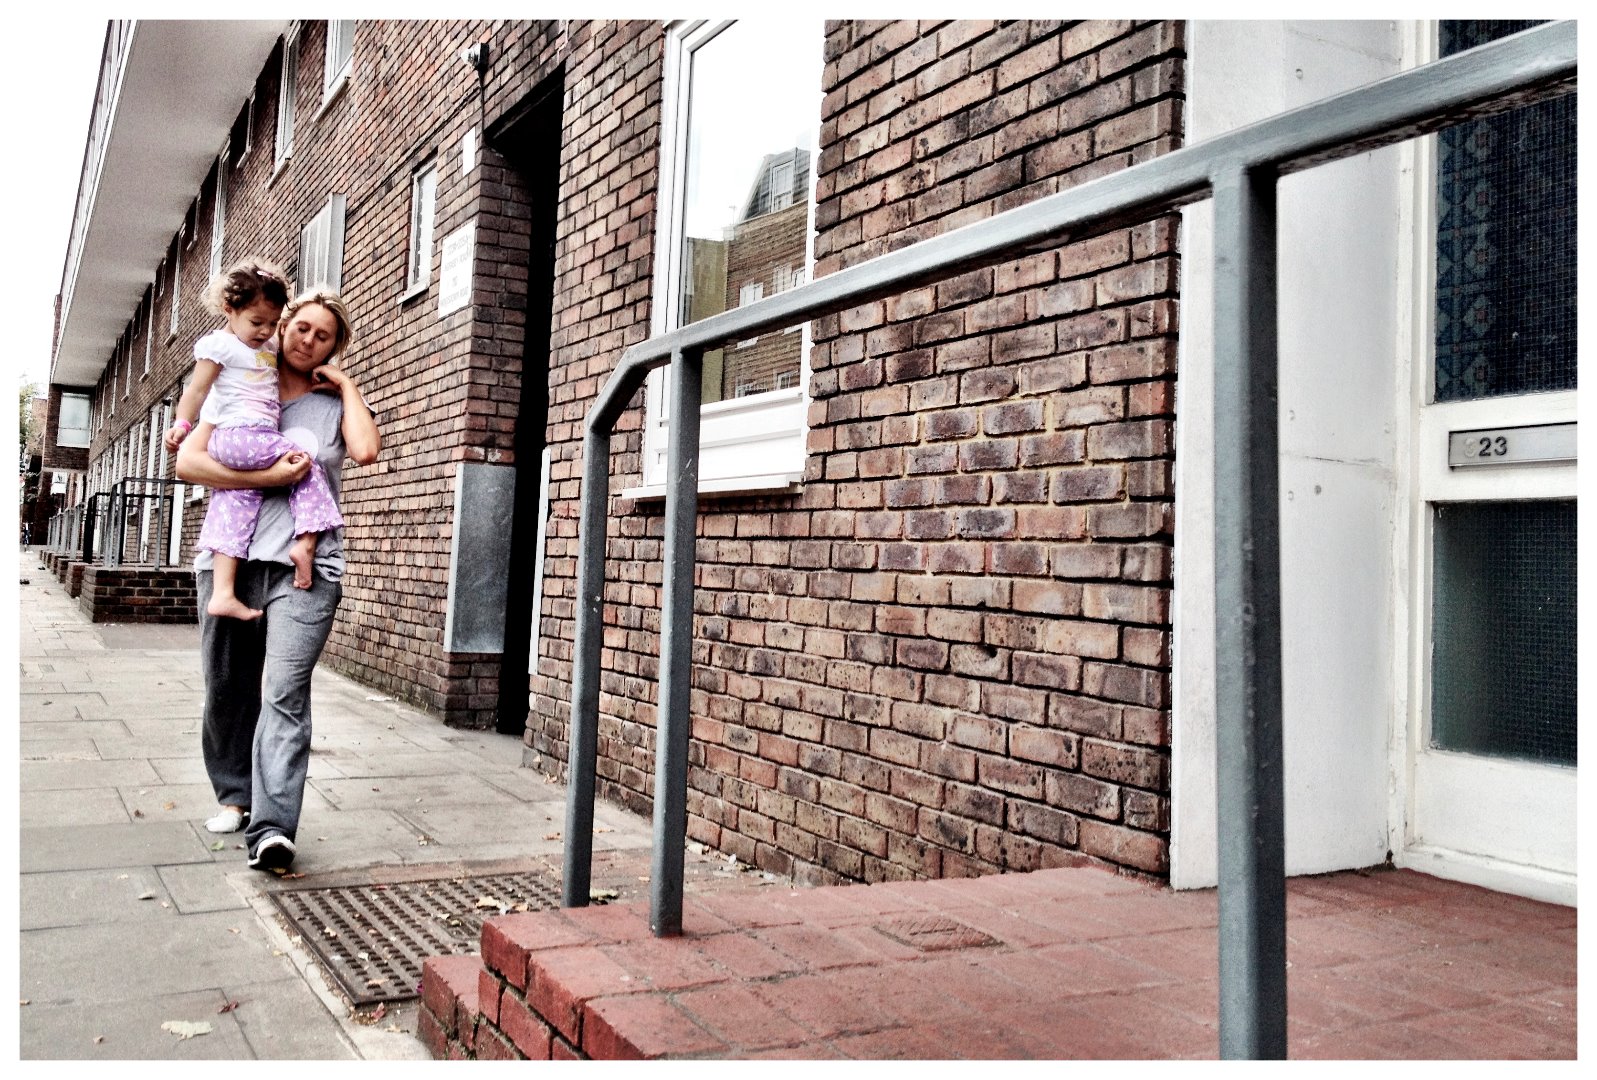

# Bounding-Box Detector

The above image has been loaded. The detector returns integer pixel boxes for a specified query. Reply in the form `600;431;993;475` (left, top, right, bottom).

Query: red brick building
44;20;1575;901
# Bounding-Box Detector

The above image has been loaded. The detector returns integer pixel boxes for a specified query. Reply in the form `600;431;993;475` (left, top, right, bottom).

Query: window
57;393;90;448
406;162;438;293
143;289;153;373
275;29;299;167
299;194;346;291
169;234;182;338
156;258;164;298
1434;20;1575;402
640;19;821;493
324;20;354;96
124;332;133;397
236;95;253;163
109;351;117;416
209;149;228;279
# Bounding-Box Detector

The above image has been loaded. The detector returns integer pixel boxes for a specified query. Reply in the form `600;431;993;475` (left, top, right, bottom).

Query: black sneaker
248;834;297;873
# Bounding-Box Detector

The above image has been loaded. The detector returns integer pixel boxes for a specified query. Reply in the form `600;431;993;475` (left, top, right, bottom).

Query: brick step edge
419;954;490;1060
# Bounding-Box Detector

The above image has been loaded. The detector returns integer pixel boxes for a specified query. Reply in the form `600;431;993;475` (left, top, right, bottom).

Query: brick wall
77;566;198;623
530;19;1184;883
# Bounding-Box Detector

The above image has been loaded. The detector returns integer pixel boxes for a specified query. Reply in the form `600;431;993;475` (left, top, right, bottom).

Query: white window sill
315;71;350;122
621;472;802;502
270;153;292;186
398;279;430;305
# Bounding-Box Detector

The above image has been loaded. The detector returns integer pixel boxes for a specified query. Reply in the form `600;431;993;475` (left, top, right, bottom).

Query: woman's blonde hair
280;288;355;359
203;257;289;315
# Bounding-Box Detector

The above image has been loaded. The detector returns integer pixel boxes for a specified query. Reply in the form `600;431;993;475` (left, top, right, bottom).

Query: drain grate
269;871;563;1006
873;915;999;952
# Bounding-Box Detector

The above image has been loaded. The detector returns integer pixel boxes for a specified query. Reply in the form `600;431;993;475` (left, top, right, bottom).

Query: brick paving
425;863;1575;1059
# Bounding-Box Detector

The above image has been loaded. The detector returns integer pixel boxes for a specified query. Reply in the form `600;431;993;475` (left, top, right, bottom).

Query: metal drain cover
873;915;998;952
269;871;563;1005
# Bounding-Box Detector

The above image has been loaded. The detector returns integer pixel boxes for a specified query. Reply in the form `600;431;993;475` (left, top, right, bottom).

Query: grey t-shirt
194;389;351;582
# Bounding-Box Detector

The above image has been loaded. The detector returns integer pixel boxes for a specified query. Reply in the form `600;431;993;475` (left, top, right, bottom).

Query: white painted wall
1171;21;1406;888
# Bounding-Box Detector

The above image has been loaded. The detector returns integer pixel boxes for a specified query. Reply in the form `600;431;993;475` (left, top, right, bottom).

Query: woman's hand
316;364;381;466
261;451;313;487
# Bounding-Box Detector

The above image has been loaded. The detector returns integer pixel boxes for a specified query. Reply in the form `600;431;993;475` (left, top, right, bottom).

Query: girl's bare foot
289;533;317;589
207;594;263;621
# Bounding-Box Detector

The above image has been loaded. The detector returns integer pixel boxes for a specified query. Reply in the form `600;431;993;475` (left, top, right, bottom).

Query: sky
7;17;105;396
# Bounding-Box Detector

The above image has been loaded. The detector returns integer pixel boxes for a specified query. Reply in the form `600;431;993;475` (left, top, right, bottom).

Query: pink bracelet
173;418;193;435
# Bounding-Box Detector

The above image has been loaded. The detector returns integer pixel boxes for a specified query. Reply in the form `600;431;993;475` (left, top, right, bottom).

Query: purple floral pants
197;424;345;559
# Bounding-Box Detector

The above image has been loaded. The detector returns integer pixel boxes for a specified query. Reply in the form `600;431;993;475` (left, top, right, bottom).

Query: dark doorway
489;70;564;735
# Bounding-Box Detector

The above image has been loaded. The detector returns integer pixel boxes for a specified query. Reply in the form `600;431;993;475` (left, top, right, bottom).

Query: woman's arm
175;421;312;490
313;366;381;465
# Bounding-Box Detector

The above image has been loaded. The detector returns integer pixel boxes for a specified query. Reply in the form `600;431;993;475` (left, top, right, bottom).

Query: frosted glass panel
1431;500;1576;765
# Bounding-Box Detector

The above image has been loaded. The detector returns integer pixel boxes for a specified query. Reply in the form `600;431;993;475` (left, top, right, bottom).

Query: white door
1400;19;1576;903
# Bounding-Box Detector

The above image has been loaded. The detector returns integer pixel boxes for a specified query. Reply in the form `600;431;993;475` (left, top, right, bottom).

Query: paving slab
20;989;262;1060
159;861;257;914
21;787;134;828
22;821;219;873
21;909;303;1005
19;867;174;931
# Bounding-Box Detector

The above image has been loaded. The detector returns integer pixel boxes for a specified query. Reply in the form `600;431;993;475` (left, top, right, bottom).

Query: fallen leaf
117;874;129;880
227;928;241;935
218;1000;241;1014
589;888;619;903
475;896;505;909
161;1020;214;1040
365;978;386;988
137;891;157;901
371;787;380;792
93;1035;104;1044
283;872;305;880
21;999;30;1006
595;827;614;833
162;801;176;811
133;809;145;818
210;840;226;851
543;832;560;841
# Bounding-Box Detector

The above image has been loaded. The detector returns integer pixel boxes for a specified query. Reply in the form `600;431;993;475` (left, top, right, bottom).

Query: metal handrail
103;476;184;568
559;21;1576;1059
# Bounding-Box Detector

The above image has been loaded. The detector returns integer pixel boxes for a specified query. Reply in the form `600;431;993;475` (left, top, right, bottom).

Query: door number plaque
1447;422;1575;469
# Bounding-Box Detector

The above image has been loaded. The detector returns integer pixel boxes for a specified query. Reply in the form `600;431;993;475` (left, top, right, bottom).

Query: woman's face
279;303;341;373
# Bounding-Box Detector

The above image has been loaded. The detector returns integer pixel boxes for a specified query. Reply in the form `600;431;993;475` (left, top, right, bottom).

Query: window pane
1434;21;1576;402
57;393;90;448
677;21;819;404
1431;500;1576;765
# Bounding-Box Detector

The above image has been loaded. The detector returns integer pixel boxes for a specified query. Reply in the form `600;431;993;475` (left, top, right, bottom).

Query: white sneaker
204;807;248;833
248;834;297;872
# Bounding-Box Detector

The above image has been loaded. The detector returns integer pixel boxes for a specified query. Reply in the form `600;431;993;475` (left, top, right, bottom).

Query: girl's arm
175;421;312;490
163;361;222;451
312;366;381;465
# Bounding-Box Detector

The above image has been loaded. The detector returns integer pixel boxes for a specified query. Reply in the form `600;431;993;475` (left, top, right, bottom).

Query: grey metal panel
442;462;516;654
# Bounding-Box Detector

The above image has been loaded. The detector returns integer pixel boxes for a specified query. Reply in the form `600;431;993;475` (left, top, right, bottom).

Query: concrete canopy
52;20;288;388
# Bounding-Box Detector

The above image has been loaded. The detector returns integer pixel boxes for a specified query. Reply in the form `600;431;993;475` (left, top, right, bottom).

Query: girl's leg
244;565;341;866
207;551;263;621
288;532;319;590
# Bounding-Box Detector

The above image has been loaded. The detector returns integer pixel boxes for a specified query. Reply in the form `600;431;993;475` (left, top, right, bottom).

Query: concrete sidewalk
16;549;769;1059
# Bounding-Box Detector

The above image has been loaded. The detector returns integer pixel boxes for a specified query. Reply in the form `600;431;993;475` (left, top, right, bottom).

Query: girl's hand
311;365;354;394
163;425;189;453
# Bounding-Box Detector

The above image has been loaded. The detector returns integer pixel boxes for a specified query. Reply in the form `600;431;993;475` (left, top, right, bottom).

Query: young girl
165;259;344;620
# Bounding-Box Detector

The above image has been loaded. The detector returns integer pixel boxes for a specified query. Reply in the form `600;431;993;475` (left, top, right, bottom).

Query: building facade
45;20;1575;900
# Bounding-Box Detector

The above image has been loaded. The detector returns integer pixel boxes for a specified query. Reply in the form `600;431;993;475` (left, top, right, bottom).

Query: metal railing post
1212;165;1288;1059
651;348;703;936
561;423;613;909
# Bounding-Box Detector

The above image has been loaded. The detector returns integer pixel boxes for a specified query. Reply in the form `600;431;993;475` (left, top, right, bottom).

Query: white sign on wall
461;127;478;176
438;220;477;318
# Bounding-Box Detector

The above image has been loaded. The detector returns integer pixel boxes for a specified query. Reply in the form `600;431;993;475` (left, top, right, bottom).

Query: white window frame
635;18;819;497
237;94;254;163
299;193;347;292
324;20;355;100
124;332;133;398
169;233;182;339
209;145;228;279
404;161;438;296
275;28;300;169
143;288;153;374
56;393;90;448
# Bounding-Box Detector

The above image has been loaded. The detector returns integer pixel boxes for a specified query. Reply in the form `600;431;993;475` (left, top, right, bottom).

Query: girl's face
279;303;342;373
225;295;284;350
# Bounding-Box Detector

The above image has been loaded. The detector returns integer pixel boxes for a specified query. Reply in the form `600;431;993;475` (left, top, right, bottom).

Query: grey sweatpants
198;564;340;853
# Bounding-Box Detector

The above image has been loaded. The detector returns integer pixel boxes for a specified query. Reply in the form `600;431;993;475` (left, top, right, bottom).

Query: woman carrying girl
166;259;345;620
177;288;379;871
